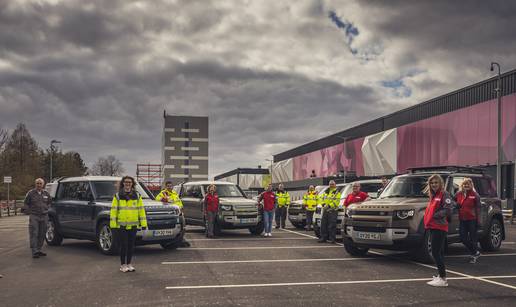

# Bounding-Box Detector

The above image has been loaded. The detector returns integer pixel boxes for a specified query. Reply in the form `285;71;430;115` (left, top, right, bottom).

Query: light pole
335;135;350;183
50;139;61;182
490;62;502;198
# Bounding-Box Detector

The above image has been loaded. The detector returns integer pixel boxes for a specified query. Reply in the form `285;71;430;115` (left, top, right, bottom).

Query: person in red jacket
455;178;481;263
343;182;369;207
423;174;454;287
204;184;219;238
258;183;276;237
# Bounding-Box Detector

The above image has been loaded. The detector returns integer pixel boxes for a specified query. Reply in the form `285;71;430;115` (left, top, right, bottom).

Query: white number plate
240;218;256;223
357;232;380;240
153;229;174;237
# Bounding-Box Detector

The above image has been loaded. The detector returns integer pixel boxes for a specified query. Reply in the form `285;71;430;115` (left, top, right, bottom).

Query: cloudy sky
1;0;515;178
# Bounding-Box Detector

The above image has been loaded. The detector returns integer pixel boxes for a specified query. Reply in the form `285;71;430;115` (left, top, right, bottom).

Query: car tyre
411;231;434;263
291;222;305;229
45;217;63;246
249;221;264;235
480;218;503;251
343;240;369;256
160;231;184;250
96;220;119;255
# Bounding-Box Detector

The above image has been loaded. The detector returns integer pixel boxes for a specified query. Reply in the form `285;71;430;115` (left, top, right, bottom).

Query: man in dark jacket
24;178;51;258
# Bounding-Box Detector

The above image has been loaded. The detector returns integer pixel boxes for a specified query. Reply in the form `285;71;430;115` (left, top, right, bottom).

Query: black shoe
32;254;39;258
37;251;47;257
275;226;280;229
318;239;327;243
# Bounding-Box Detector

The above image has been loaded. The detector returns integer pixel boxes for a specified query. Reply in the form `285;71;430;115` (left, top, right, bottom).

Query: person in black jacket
24;178;52;258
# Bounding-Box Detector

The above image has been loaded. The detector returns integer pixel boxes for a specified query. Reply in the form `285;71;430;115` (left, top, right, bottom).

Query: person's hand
141;227;147;231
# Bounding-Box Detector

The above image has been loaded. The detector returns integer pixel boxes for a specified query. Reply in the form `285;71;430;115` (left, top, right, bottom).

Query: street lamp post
335;136;349;183
490;62;502;198
49;139;62;182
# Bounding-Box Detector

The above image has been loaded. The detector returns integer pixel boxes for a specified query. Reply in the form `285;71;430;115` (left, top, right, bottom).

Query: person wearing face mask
455;178;481;263
110;176;147;273
423;174;454;287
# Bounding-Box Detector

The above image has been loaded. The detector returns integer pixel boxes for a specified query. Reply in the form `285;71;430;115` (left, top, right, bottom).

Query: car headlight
221;205;232;211
395;209;415;219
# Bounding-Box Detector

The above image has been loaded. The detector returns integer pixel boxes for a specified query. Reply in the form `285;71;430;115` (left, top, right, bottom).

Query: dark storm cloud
0;0;515;177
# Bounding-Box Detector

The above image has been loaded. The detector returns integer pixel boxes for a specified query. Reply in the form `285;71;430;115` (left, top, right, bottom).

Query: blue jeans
263;210;274;233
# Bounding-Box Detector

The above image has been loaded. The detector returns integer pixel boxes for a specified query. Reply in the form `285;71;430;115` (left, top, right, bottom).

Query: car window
183;185;202;198
202;184;245;197
472;177;497;197
451;177;466;195
379;176;437;198
57;182;79;200
173;185;181;194
76;182;93;201
91;181;151;200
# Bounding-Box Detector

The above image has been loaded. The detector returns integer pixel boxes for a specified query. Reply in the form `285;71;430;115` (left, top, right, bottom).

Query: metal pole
7;182;10;216
491;62;502;198
50;147;53;183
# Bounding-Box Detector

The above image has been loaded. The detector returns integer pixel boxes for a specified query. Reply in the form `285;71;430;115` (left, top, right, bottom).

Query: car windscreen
202;184;245;197
92;181;151;200
379;176;447;198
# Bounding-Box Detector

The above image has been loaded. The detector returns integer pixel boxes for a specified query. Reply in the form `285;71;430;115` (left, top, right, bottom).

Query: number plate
240;218;256;223
153;229;174;237
290;215;297;220
357;232;380;240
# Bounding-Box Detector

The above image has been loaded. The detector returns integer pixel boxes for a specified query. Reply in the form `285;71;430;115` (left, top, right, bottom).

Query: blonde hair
459;177;475;193
207;184;216;193
423;174;445;198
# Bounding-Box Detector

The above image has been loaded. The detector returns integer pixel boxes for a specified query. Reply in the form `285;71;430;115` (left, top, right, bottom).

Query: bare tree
90;155;125;176
0;128;8;151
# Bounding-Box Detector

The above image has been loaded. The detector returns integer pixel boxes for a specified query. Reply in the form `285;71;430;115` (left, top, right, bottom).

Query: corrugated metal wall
275;69;516;162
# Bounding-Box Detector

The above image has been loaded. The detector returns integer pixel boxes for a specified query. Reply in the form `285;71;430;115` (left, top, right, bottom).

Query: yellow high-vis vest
276;191;291;208
156;189;183;208
110;193;148;229
303;192;318;211
322;188;341;209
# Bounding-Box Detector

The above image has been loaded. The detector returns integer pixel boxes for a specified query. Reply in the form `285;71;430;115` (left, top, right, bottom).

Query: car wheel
343;240;369;256
411;231;434;263
96;221;119;255
45;217;63;246
480;218;503;251
160;231;184;250
292;222;305;229
249;221;264;235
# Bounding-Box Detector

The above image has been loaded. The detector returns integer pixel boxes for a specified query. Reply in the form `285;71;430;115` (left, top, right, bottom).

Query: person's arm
23;191;31;213
137;196;147;229
110;196;119;229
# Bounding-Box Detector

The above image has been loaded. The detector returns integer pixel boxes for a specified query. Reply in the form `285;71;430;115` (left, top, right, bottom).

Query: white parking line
162;257;378;265
282;228;516;291
185;237;313;242
165;275;516;290
177;246;342;250
447;252;516;258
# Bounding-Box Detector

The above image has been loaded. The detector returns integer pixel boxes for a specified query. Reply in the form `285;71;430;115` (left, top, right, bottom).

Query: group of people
423;175;482;287
21;173;482;280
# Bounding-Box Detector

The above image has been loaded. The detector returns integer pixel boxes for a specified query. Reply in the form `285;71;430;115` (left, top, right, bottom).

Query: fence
0;200;24;217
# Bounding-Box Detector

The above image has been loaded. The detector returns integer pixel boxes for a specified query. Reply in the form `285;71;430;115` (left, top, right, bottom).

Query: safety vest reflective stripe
156;190;183;208
303;193;318;211
276;192;291;207
110;193;148;229
323;190;341;209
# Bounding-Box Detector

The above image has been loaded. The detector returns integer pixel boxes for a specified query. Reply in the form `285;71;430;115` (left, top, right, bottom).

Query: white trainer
268;233;272;237
127;264;135;272
427;277;448;287
120;265;128;273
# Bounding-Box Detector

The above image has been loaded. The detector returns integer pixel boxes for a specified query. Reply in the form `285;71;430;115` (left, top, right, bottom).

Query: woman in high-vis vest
455;178;481;263
423;174;454;287
110;176;147;273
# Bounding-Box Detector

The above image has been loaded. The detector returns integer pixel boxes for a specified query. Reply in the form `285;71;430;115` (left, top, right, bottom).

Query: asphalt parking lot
1;216;516;306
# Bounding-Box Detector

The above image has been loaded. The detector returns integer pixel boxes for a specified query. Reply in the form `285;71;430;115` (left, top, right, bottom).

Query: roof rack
407;166;485;174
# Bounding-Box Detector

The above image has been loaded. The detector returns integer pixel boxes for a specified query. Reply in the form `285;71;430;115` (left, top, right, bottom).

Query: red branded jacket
204;193;219;212
344;191;368;207
455;190;481;222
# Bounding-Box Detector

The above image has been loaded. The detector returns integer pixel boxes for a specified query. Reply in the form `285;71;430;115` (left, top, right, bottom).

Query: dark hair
120;176;136;190
165;181;172;185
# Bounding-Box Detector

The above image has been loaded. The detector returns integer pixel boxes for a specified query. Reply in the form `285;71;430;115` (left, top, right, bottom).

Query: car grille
234;204;258;215
288;208;305;215
351;211;391;216
353;226;386;233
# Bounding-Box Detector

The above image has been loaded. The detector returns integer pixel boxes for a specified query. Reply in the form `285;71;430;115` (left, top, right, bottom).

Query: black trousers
118;228;137;265
275;206;287;228
431;229;447;278
305;210;315;229
459;220;478;255
320;209;337;241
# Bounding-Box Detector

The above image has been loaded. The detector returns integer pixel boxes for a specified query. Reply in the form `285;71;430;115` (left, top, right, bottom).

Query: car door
446;176;464;239
181;184;204;225
75;181;96;234
55;181;82;232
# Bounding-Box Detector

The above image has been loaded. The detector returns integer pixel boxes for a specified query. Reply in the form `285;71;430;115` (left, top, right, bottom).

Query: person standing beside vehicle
423;174;454;287
24;178;51;258
258;184;276;237
156;181;183;208
303;185;318;231
110;176;147;273
343;182;369;207
455;178;481;263
204;184;219;238
318;180;341;244
275;184;290;229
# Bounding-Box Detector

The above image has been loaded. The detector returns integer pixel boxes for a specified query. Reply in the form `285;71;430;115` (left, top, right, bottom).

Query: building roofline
214;168;270;180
